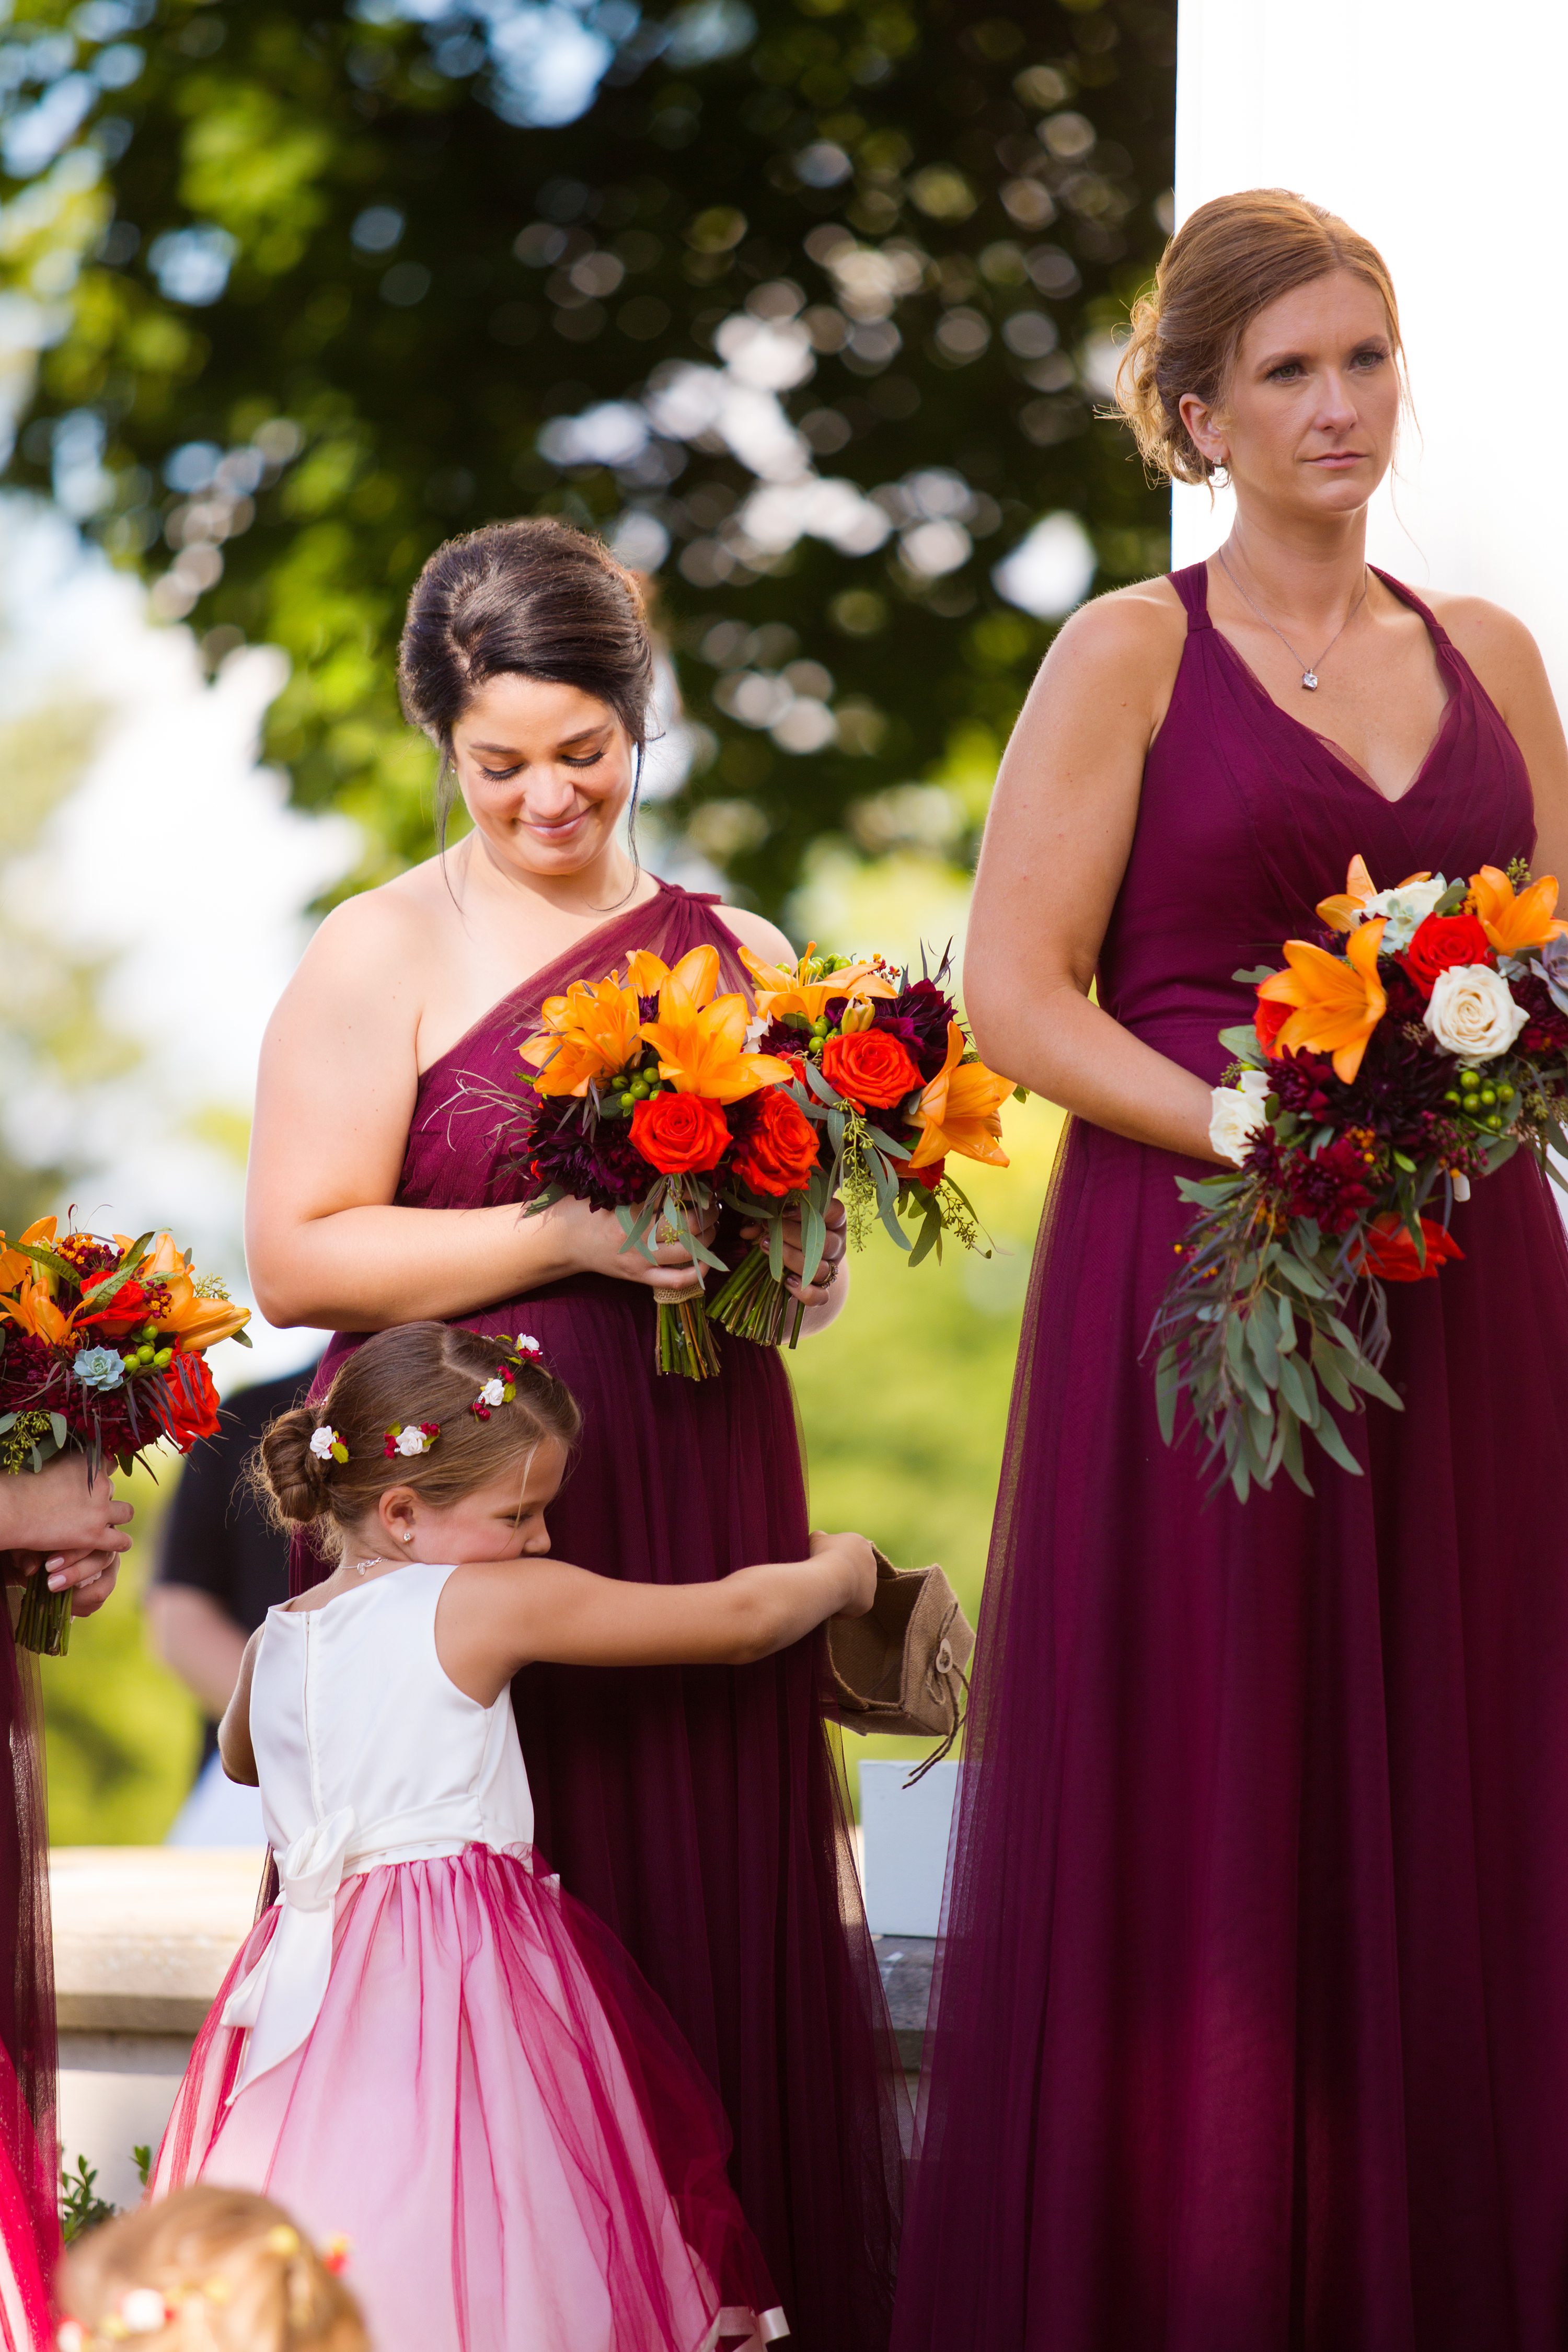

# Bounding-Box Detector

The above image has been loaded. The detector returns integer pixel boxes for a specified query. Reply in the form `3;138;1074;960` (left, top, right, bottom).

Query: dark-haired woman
245;518;902;2350
893;192;1568;2352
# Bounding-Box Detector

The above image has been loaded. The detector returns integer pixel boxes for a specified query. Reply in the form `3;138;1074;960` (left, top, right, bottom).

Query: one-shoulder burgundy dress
306;880;903;2352
893;565;1568;2352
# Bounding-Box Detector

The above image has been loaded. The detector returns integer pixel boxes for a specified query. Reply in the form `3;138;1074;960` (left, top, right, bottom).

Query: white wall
1171;0;1568;707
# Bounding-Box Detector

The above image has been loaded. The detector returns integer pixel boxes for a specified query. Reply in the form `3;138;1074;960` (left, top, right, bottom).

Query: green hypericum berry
137;1344;155;1364
1444;1091;1461;1106
1485;1114;1503;1131
153;1348;171;1368
618;1094;635;1115
1479;1087;1496;1106
1498;1083;1516;1102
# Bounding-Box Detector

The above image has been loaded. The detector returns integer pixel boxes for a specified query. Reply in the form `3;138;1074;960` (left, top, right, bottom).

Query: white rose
515;1334;541;1356
309;1425;336;1460
395;1425;428;1457
119;2289;169;2335
1423;964;1528;1060
1208;1067;1272;1167
1364;873;1448;951
478;1377;505;1408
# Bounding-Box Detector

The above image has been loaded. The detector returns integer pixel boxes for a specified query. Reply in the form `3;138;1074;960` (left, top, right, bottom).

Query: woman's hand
5;1548;121;1618
544;1193;721;1294
0;1452;133;1565
741;1197;849;1330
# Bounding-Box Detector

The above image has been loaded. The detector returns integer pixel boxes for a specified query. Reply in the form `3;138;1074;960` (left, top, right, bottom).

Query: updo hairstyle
1115;189;1404;485
61;2186;367;2352
398;516;656;844
253;1322;582;1554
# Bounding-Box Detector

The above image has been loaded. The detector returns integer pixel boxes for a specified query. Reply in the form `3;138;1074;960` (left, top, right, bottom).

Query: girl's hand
810;1528;878;1618
741;1197;848;1308
0;1453;133;1562
540;1194;720;1295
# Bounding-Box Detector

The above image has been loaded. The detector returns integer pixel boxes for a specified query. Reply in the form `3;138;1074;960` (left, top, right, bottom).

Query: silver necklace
1217;546;1369;691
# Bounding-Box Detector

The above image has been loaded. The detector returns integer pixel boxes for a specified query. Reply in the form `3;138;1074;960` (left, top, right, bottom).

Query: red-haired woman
894;191;1568;2351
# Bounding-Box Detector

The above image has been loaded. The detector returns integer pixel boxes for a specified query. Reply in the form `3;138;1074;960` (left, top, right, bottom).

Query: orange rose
629;1092;731;1175
732;1088;821;1198
820;1028;923;1112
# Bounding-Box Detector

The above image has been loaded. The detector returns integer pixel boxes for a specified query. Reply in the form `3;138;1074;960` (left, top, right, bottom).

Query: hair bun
254;1405;332;1527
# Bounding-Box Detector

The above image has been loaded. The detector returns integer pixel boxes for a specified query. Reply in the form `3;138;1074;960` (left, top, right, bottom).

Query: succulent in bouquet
706;946;1018;1346
0;1220;250;1653
1151;855;1568;1502
518;946;793;1378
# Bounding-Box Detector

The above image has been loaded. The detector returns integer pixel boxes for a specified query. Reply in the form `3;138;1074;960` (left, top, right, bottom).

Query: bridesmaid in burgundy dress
245;517;902;2351
893;193;1568;2351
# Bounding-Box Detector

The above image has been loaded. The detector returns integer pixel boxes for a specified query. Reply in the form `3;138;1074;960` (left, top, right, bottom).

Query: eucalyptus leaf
1312;1412;1364;1478
1276;1350;1319;1428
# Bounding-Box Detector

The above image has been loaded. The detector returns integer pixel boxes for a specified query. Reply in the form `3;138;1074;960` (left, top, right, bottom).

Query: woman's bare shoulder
297;858;452;986
715;904;794;964
1038;574;1188;687
1423;589;1546;672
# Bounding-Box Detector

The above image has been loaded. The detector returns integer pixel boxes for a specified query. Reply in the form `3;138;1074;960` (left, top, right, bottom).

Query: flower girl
149;1321;877;2352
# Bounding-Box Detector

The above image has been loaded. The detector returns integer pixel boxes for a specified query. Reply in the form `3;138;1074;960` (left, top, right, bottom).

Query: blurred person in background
147;1364;319;1849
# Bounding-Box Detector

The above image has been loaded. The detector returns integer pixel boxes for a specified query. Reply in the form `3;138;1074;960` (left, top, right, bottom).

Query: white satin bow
221;1807;356;2099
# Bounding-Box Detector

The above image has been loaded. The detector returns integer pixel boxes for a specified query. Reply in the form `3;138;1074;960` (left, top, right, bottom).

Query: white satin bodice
250;1560;534;1862
222;1562;535;2096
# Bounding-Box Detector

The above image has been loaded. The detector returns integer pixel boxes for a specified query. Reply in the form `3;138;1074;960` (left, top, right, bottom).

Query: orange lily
1257;916;1388;1083
640;985;794;1102
522;976;644;1098
740;943;896;1027
0;1272;70;1345
132;1231;249;1351
0;1216;59;1293
905;1023;1012;1170
1317;854;1434;934
1468;864;1568;955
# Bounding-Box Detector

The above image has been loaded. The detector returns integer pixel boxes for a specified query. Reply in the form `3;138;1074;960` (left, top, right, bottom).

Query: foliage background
0;0;1169;1834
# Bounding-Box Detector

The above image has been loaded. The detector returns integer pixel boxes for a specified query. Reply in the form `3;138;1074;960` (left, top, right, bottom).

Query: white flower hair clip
383;1422;440;1459
309;1424;347;1465
470;1373;513;1421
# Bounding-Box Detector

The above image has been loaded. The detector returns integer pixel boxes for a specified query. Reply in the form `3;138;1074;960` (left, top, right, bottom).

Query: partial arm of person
1434;597;1568;898
962;588;1229;1165
145;1585;249;1720
216;1630;261;1785
246;892;733;1330
437;1530;877;1703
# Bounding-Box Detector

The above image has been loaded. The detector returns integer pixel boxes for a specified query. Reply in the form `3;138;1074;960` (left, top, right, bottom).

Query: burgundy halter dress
892;564;1568;2352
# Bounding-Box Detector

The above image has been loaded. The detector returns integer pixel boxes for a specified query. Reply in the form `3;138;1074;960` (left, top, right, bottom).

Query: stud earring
401;1529;414;1543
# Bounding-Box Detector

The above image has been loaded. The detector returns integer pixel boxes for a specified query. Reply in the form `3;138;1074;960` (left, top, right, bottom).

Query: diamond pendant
1301;670;1319;690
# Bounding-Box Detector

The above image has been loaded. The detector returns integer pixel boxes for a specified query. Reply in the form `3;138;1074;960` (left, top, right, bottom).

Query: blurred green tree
1;0;1173;914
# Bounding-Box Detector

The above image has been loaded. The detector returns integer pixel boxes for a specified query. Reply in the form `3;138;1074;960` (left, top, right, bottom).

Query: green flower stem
15;1566;71;1658
706;1247;806;1348
656;1294;722;1380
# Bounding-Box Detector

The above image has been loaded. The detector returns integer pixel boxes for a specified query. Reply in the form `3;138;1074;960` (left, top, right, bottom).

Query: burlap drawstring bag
826;1548;975;1784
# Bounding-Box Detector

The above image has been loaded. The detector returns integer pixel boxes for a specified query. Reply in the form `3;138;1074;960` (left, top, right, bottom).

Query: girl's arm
217;1630;262;1785
245;890;729;1330
436;1532;878;1704
962;585;1227;1164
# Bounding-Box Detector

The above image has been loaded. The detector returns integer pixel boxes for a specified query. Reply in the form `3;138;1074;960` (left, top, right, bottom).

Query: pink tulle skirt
153;1847;782;2352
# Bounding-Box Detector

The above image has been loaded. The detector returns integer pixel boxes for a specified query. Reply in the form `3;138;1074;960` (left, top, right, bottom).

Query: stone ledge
51;1848;264;2036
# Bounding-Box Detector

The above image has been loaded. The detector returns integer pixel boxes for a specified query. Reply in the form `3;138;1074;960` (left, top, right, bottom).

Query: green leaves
1149;1179;1403;1504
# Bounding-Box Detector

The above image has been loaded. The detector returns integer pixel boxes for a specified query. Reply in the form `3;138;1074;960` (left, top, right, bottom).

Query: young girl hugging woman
149;1322;875;2352
60;2186;366;2352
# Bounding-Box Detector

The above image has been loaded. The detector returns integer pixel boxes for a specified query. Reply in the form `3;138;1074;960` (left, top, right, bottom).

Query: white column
1171;0;1568;705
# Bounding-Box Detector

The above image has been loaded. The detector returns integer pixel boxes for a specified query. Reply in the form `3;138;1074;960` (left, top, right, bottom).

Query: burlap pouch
826;1548;974;1782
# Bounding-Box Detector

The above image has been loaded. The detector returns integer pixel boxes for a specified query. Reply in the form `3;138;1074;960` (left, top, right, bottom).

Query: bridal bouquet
0;1219;251;1652
1152;855;1568;1501
707;946;1014;1347
520;945;795;1377
517;942;1014;1377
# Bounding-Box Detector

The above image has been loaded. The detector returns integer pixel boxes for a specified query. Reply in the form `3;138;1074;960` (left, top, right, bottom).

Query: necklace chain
1217;545;1369;691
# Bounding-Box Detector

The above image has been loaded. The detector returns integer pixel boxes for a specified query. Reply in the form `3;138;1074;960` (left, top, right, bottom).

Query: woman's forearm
970;981;1225;1163
247;1198;574;1330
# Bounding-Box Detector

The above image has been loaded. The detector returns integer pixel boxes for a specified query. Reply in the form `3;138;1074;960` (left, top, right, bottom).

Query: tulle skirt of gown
154;1846;782;2352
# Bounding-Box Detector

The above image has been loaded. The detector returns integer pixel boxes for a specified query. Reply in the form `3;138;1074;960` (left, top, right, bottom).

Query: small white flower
1450;1172;1471;1202
120;2288;169;2334
478;1377;505;1409
1424;964;1527;1060
515;1334;542;1356
1364;873;1448;952
309;1425;337;1460
1208;1067;1272;1167
395;1425;429;1457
